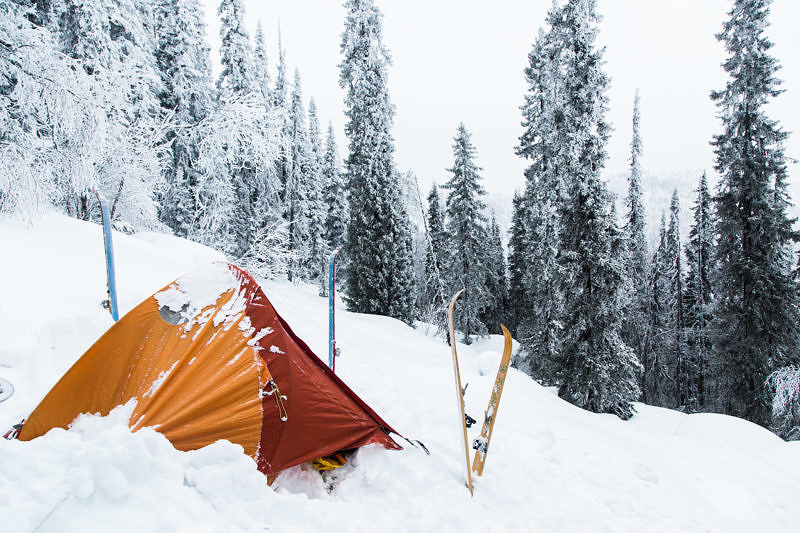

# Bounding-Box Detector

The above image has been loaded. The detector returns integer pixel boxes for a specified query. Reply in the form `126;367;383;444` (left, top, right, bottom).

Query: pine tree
442;124;489;343
550;0;640;418
339;0;415;323
711;0;800;427
664;190;690;409
153;0;214;237
480;216;508;335
685;171;713;409
622;90;651;392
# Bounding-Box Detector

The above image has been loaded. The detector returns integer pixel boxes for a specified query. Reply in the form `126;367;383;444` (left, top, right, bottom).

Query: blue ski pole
94;190;119;322
328;247;342;371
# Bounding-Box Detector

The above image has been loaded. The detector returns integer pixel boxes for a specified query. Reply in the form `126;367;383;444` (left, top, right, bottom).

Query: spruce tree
322;123;347;249
420;183;448;329
153;0;214;237
253;20;271;104
513;19;565;383
647;213;670;405
442;123;489;343
284;69;311;281
622;90;651;389
306;97;327;286
550;0;640;418
665;190;689;409
506;191;530;338
685;171;713;409
339;0;415;323
711;0;799;426
480;216;508;335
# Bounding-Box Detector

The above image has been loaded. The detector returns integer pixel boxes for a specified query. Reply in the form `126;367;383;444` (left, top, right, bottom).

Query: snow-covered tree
153;0;214;236
305;97;327;288
622;90;651;385
664;190;690;409
710;0;800;426
284;69;311;280
480;216;508;335
684;171;714;409
417;183;448;328
322;123;347;250
339;0;415;323
216;0;254;99
253;20;270;104
550;0;640;418
506;191;529;338
767;366;800;440
442;123;489;344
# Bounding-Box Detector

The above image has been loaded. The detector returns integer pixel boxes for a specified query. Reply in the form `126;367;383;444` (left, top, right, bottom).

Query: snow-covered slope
1;213;799;532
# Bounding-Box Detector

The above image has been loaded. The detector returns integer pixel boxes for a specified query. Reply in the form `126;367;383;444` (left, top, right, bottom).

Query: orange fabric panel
19;288;266;457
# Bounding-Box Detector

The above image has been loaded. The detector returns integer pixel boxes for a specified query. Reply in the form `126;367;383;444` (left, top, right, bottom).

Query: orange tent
15;263;401;475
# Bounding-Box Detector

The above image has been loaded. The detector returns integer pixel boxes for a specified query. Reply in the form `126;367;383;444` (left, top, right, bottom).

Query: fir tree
685;171;714;409
339;0;415;323
711;0;800;427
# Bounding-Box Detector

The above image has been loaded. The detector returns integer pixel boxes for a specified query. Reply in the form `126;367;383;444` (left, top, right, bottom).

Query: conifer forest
2;0;800;440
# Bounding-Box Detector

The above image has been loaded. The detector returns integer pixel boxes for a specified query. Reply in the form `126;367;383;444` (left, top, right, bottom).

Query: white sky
199;0;800;199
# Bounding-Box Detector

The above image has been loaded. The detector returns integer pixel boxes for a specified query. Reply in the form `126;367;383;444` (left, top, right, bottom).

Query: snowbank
2;212;800;532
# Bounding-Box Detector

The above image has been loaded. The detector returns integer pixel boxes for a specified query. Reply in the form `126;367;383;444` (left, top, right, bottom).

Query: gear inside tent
14;263;401;475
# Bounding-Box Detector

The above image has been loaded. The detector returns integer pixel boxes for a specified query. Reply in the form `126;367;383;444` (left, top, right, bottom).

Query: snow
2;211;800;532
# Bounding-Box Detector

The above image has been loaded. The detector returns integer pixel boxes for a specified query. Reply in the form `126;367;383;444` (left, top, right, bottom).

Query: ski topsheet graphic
472;323;512;477
447;289;473;496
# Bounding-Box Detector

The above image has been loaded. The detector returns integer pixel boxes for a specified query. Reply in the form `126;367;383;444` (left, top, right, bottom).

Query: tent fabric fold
17;262;401;475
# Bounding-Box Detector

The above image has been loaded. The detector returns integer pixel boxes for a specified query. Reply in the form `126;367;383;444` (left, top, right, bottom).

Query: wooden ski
471;323;512;477
447;288;473;496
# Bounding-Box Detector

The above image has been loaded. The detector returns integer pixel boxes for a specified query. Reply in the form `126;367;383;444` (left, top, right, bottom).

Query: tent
14;263;401;475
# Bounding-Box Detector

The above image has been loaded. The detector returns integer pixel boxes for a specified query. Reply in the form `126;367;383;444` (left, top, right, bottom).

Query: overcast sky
199;0;800;199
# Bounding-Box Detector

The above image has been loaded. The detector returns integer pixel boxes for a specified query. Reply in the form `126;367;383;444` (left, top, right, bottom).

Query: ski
471;323;512;477
447;288;473;496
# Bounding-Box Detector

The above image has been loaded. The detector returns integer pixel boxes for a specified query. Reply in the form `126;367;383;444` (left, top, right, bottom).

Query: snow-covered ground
1;213;799;532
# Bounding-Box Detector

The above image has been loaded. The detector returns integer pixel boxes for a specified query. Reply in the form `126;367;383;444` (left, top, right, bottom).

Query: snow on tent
11;262;401;475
